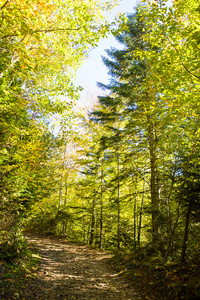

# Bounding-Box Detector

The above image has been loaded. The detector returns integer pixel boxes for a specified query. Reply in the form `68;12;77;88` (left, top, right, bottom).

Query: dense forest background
0;0;200;299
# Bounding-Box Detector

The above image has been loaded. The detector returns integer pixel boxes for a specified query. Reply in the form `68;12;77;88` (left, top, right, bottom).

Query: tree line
1;0;200;268
0;0;118;262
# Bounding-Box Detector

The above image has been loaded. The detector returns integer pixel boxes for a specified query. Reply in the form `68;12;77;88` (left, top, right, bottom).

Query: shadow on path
24;235;140;300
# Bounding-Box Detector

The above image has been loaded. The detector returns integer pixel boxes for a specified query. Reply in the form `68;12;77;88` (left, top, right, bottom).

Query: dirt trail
25;235;141;300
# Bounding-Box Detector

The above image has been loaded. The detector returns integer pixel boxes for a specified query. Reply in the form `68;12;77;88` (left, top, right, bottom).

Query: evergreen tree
92;8;162;248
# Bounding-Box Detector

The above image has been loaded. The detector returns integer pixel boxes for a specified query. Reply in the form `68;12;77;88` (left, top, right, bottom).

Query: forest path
25;235;141;300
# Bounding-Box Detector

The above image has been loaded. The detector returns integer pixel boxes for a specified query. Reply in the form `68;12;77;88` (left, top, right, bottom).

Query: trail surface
25;235;141;300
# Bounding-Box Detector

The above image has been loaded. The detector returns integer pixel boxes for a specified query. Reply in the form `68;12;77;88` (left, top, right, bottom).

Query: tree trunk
82;215;86;243
117;153;120;250
59;173;63;209
133;176;137;248
89;196;96;245
181;203;191;263
147;117;159;246
59;140;67;210
64;180;68;208
100;170;103;249
138;180;145;246
165;205;179;262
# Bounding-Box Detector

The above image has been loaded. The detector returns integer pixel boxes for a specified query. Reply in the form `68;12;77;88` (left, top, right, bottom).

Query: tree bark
181;203;191;263
138;180;145;246
165;205;180;262
147;116;160;246
133;176;137;248
89;196;96;245
100;170;103;249
117;153;120;250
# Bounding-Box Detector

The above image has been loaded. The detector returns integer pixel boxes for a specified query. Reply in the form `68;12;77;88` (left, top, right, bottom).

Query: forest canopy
0;1;200;298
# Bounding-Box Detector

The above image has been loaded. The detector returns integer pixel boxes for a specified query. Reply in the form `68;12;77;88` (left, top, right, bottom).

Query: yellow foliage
0;0;119;102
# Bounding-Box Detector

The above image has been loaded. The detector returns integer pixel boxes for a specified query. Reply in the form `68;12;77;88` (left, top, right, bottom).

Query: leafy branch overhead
0;0;121;108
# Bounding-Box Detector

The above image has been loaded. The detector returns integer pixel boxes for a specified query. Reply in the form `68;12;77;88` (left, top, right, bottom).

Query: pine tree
91;8;162;248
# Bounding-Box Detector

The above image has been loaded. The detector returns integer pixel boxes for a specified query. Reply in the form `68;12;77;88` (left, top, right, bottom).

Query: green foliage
1;2;199;299
0;0;120;105
0;0;122;267
0;231;27;263
4;0;198;298
0;235;40;299
63;0;200;266
26;205;73;236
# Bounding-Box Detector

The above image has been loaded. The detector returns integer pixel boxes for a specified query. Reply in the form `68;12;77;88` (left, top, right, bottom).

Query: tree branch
0;0;9;10
0;55;19;79
1;26;82;39
33;27;82;34
181;62;200;80
166;36;200;80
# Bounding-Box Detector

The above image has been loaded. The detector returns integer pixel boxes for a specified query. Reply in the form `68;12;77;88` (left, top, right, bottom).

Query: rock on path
25;235;141;300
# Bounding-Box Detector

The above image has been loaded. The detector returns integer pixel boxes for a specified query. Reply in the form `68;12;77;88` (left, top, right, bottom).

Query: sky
75;0;138;103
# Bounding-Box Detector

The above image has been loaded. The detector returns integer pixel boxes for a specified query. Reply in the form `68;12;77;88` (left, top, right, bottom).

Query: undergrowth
109;247;200;300
0;235;40;300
